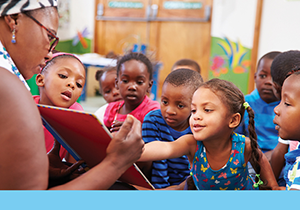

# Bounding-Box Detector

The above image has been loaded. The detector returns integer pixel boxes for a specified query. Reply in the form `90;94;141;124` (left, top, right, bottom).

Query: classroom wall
57;0;94;41
56;0;95;53
257;0;300;60
62;0;300;98
93;0;213;99
66;0;300;61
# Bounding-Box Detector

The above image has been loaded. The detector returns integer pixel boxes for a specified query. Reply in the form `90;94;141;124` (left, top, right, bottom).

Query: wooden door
94;0;213;98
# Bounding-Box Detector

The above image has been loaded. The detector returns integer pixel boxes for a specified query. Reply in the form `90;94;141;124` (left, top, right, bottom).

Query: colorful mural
209;36;252;95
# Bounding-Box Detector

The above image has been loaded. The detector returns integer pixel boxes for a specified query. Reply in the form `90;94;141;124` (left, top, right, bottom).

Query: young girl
103;52;160;132
34;52;86;160
273;71;300;190
139;78;279;190
94;66;122;122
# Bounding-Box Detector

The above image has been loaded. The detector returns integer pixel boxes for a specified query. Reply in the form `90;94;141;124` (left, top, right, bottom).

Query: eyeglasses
23;12;59;53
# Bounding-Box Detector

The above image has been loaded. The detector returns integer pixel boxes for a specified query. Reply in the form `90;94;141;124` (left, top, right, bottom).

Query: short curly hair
116;52;153;80
171;58;201;73
163;68;203;93
271;50;300;87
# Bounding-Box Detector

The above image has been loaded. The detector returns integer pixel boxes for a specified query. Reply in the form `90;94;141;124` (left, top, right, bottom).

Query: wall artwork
209;0;257;94
56;0;94;54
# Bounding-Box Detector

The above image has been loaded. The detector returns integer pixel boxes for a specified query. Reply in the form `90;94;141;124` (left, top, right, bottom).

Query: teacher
0;0;144;190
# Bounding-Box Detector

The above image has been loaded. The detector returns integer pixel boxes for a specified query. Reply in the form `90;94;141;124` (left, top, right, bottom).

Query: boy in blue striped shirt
142;69;203;189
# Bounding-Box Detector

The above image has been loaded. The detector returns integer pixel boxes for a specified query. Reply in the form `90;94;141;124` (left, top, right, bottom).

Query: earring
11;29;16;44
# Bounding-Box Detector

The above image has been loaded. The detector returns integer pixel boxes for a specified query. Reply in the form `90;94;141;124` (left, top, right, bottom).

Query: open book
37;104;154;189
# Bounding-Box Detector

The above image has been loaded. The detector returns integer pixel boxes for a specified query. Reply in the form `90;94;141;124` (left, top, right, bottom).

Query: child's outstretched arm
245;138;282;190
138;134;195;163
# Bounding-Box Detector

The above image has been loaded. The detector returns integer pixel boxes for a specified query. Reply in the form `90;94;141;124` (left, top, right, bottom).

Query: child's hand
48;139;85;180
110;120;123;133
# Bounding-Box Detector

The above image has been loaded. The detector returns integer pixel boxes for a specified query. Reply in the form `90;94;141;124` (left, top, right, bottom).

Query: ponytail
245;105;271;190
245;106;261;173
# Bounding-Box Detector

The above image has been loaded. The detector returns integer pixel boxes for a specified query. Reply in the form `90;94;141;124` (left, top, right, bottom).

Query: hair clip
243;102;250;110
253;174;263;188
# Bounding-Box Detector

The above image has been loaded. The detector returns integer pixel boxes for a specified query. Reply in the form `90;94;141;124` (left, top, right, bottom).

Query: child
138;78;279;190
236;51;281;160
142;69;203;189
273;71;300;190
103;52;160;132
171;58;201;73
270;50;300;185
94;66;122;122
34;52;86;160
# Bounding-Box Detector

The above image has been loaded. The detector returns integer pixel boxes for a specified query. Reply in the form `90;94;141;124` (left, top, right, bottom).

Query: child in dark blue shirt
142;69;203;188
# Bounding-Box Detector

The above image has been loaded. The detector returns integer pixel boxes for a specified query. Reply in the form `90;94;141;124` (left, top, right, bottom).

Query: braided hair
41;53;84;74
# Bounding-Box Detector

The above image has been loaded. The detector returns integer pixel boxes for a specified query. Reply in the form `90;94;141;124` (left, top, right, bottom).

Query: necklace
0;44;30;90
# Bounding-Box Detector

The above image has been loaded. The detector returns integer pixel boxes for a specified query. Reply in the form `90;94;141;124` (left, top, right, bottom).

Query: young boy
270;50;300;185
235;51;281;159
142;69;203;189
273;71;300;190
171;58;201;73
